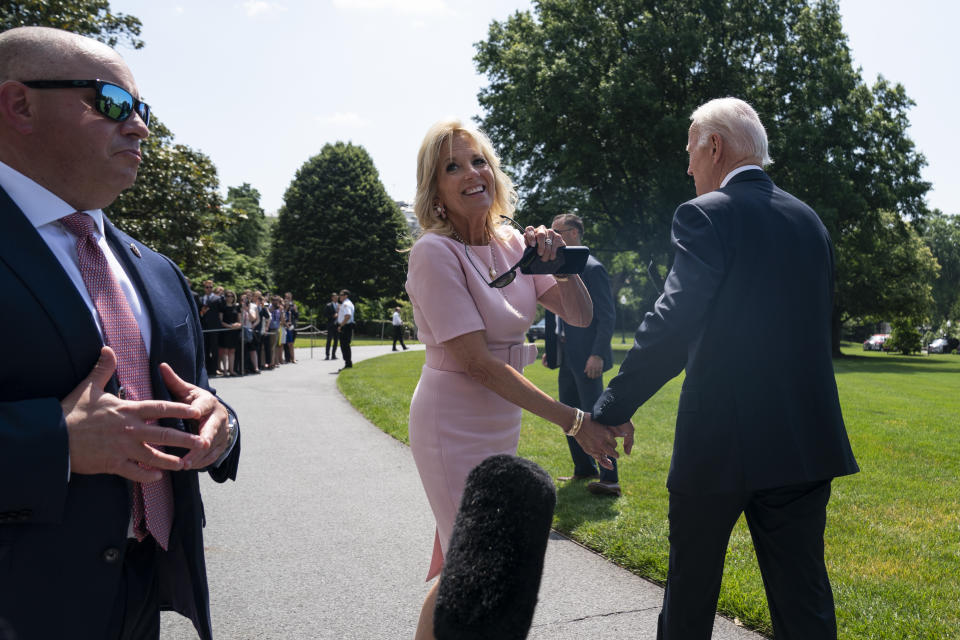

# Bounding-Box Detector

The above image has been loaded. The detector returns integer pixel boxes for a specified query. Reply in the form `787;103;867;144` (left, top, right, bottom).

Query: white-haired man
591;97;859;639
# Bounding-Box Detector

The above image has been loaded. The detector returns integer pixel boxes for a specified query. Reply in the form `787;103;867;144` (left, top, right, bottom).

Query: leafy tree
205;245;272;294
0;0;143;49
476;0;804;259
221;183;267;258
837;211;938;328
920;210;960;328
752;2;931;348
887;317;922;355
271;142;409;309
204;184;272;292
106;118;226;280
475;0;931;354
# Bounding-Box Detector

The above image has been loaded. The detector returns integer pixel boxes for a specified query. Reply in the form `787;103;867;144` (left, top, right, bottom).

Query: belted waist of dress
425;342;539;373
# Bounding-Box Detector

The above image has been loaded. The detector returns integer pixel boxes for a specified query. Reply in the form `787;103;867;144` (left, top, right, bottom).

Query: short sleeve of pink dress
405;231;555;580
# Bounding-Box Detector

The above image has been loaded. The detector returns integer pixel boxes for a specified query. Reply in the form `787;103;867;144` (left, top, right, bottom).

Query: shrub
887;317;923;354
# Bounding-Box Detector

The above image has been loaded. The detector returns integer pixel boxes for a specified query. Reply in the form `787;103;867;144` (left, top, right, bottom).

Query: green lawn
337;345;960;639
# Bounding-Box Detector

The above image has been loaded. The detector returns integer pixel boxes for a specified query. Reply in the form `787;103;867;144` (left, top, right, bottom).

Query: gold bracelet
567;408;584;436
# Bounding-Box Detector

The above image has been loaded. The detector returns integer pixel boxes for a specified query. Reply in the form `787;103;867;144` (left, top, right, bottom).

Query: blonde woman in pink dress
406;119;630;639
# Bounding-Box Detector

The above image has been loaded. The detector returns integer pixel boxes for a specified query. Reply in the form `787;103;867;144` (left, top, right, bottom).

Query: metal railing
200;324;325;376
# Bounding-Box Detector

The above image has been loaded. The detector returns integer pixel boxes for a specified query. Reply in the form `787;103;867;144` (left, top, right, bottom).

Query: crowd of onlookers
195;280;301;377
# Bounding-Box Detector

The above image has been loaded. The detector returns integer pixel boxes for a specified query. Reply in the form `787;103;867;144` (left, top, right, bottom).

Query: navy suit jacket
593;170;858;494
0;187;240;640
544;254;615;373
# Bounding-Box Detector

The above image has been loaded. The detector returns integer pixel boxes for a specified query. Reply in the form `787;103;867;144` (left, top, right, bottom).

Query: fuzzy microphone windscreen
433;454;557;640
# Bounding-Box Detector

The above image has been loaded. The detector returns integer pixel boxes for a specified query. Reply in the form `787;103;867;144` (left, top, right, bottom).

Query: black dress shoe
587;481;622;497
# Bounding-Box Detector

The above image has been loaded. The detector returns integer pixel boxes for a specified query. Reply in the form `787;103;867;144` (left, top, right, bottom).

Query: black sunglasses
459;216;539;288
22;79;151;127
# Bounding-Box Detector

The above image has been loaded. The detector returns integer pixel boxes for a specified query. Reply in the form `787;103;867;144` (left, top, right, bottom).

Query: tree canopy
221;183;267;258
205;183;273;292
920;210;960;334
475;0;932;350
271;142;409;308
0;0;143;48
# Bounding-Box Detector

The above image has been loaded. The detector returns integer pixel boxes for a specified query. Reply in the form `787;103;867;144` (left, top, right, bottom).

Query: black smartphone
518;245;590;275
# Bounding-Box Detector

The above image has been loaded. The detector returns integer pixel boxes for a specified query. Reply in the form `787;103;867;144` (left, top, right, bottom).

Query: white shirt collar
0;159;105;235
719;164;763;189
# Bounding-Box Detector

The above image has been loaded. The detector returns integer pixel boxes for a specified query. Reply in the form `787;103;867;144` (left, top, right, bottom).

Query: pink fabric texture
60;213;174;550
405;230;555;580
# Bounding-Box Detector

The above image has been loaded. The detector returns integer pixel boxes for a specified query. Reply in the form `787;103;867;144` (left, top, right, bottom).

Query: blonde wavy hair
413;118;518;245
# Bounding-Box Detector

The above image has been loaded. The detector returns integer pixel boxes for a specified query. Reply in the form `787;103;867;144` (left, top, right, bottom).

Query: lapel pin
129;243;142;258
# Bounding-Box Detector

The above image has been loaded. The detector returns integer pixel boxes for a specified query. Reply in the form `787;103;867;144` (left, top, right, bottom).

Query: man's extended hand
62;347;207;483
573;413;622;469
584;355;604;379
159;362;232;470
609;420;634;455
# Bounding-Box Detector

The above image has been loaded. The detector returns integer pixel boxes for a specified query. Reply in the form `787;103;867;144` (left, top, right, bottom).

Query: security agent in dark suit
198;279;224;375
324;291;339;360
590;98;858;639
0;27;239;640
542;214;619;496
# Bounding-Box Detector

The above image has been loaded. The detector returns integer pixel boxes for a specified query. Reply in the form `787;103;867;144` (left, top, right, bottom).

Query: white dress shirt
338;298;355;325
0;160;152;352
720;164;763;188
392;311;402;326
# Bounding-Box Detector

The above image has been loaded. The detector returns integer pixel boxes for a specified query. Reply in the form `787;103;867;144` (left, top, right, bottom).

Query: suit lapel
0;188;101;381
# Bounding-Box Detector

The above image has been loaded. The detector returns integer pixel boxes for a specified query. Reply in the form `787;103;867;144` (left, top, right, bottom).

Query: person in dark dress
219;290;241;375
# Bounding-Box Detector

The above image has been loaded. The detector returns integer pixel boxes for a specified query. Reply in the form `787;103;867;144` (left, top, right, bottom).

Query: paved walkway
161;345;765;639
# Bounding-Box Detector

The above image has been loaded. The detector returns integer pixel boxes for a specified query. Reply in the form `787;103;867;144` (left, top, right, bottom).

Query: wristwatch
211;411;239;469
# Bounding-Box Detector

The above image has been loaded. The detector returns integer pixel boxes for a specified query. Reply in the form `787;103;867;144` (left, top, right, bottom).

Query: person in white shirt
392;306;408;351
336;289;355;370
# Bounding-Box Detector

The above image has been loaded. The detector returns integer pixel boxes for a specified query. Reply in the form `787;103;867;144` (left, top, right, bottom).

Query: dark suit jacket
0;188;240;640
593;170;858;494
199;292;224;331
544;255;615;373
324;301;339;327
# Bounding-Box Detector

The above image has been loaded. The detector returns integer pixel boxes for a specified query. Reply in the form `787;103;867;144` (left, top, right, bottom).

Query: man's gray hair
551;213;584;239
690;97;772;166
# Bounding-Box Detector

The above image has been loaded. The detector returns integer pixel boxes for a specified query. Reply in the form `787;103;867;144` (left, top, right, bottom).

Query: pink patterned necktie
60;212;173;550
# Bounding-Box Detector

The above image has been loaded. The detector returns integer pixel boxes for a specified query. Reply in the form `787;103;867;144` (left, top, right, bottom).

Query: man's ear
0;81;36;134
710;133;723;165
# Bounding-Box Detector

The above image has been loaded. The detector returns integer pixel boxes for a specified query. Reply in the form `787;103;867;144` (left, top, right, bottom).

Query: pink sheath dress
405;230;556;580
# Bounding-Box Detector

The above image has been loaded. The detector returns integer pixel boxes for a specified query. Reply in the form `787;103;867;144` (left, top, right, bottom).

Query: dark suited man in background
198;279;223;375
542;214;618;496
591;97;858;639
324;291;339;360
0;27;240;640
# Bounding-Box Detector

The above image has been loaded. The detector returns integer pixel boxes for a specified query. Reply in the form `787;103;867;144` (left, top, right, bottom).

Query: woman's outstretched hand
574;414;634;470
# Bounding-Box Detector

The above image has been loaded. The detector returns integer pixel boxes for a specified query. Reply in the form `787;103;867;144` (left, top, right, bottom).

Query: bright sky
109;0;957;216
